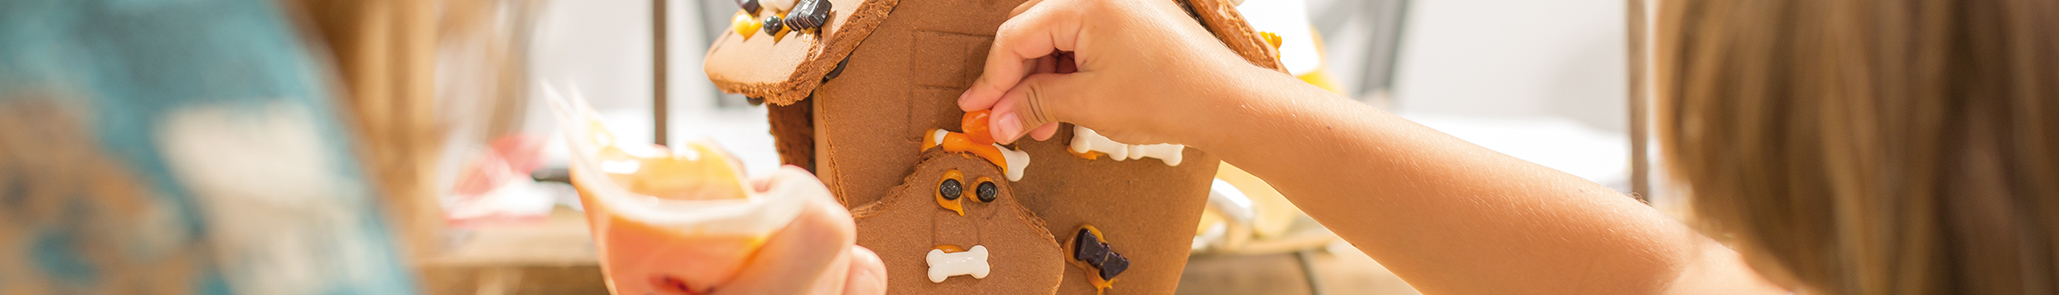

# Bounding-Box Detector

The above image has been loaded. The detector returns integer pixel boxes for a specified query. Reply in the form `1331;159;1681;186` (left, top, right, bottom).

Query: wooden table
420;209;1421;295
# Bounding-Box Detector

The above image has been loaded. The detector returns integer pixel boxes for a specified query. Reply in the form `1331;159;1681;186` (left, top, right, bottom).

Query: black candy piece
939;178;963;201
975;181;997;202
737;0;760;14
821;57;849;82
1073;229;1107;264
784;0;830;30
1098;252;1129;280
762;16;784;37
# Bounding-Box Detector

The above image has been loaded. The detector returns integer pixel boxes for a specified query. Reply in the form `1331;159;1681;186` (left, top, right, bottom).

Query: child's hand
956;0;1281;146
718;166;886;295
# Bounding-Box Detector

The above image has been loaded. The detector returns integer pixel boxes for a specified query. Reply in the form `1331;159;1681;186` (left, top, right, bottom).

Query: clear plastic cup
547;86;804;295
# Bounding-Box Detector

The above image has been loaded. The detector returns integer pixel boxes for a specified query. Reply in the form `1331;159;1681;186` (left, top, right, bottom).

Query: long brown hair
1656;0;2059;293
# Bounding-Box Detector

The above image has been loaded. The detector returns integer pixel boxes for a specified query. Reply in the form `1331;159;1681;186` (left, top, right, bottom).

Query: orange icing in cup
595;142;749;200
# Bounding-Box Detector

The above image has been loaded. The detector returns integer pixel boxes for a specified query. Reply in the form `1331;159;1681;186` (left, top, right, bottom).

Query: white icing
1070;126;1129;160
996;144;1028;181
926;245;991;283
763;0;797;12
928;129;949;149
1069;126;1184;166
1129;144;1185;166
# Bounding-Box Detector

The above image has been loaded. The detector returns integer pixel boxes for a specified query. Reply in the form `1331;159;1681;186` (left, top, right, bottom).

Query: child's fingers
841;246;888;295
959;0;1085;112
720;167;856;294
989;72;1096;143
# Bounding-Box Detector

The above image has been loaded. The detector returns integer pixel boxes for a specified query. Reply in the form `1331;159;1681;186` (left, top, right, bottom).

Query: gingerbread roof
704;0;1284;106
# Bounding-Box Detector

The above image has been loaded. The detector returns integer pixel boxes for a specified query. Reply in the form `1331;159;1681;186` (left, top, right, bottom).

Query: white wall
1389;0;1628;133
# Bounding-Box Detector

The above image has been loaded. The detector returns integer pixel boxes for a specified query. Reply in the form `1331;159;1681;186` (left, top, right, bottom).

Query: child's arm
957;0;1785;293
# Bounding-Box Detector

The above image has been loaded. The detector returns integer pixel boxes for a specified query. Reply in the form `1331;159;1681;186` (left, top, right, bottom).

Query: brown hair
1656;0;2059;293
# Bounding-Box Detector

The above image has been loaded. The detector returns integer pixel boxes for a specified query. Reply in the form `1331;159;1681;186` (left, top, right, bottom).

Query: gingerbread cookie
851;150;1066;294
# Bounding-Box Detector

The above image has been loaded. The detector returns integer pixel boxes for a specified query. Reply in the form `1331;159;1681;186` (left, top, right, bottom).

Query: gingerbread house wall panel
1011;128;1220;294
816;0;1027;207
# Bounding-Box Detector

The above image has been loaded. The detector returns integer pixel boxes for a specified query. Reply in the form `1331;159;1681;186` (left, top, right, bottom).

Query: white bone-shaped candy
1070;126;1184;166
926;245;991;283
996;144;1029;181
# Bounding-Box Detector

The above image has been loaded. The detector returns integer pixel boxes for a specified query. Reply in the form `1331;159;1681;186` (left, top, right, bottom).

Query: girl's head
1656;0;2059;293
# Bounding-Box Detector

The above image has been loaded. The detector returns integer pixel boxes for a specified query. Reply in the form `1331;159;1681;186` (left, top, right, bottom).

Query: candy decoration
936;170;966;215
922;129;1030;181
975;178;997;203
926;245;991;283
1073;229;1108;265
823;57;850;82
1260;31;1283;51
763;0;796;11
939;177;963;201
762;15;785;38
1098;252;1129;280
737;0;761;14
733;12;761;40
784;0;830;31
1071;225;1127;291
1070;125;1184;166
962;110;993;145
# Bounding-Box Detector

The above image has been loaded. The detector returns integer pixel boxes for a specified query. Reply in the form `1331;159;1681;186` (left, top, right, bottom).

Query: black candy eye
975;180;997;203
939;178;962;201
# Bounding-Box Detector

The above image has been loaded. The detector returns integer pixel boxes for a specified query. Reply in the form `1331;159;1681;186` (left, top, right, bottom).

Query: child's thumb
989;72;1095;144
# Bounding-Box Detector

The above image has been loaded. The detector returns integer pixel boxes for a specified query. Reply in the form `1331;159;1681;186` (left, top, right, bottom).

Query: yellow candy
1259;31;1283;51
733;11;761;40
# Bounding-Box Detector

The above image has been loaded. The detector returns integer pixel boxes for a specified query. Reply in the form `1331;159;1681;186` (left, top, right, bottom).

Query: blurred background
0;0;1650;294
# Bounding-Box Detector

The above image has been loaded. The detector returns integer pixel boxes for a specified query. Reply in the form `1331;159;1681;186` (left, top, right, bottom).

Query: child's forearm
1188;71;1774;294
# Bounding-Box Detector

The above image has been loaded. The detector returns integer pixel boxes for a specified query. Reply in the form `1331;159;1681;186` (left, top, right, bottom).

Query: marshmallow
926;245;991;283
763;0;796;12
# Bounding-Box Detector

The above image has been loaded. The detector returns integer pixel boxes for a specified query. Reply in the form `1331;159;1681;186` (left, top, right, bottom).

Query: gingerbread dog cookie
851;150;1066;294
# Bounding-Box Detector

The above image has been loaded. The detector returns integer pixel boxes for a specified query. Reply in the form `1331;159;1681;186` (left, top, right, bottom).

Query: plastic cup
548;87;804;295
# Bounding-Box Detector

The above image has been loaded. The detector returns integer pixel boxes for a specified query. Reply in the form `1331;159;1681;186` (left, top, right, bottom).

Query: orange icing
1070;148;1103;160
932;244;968;253
922;129;1011;170
935;170;966;216
596;142;749;200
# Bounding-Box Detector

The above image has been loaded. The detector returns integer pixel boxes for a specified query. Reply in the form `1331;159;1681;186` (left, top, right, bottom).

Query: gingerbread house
702;0;1284;292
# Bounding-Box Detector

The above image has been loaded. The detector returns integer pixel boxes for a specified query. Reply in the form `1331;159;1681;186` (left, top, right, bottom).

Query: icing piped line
921;129;1030;181
926;245;991;283
1069;126;1183;166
